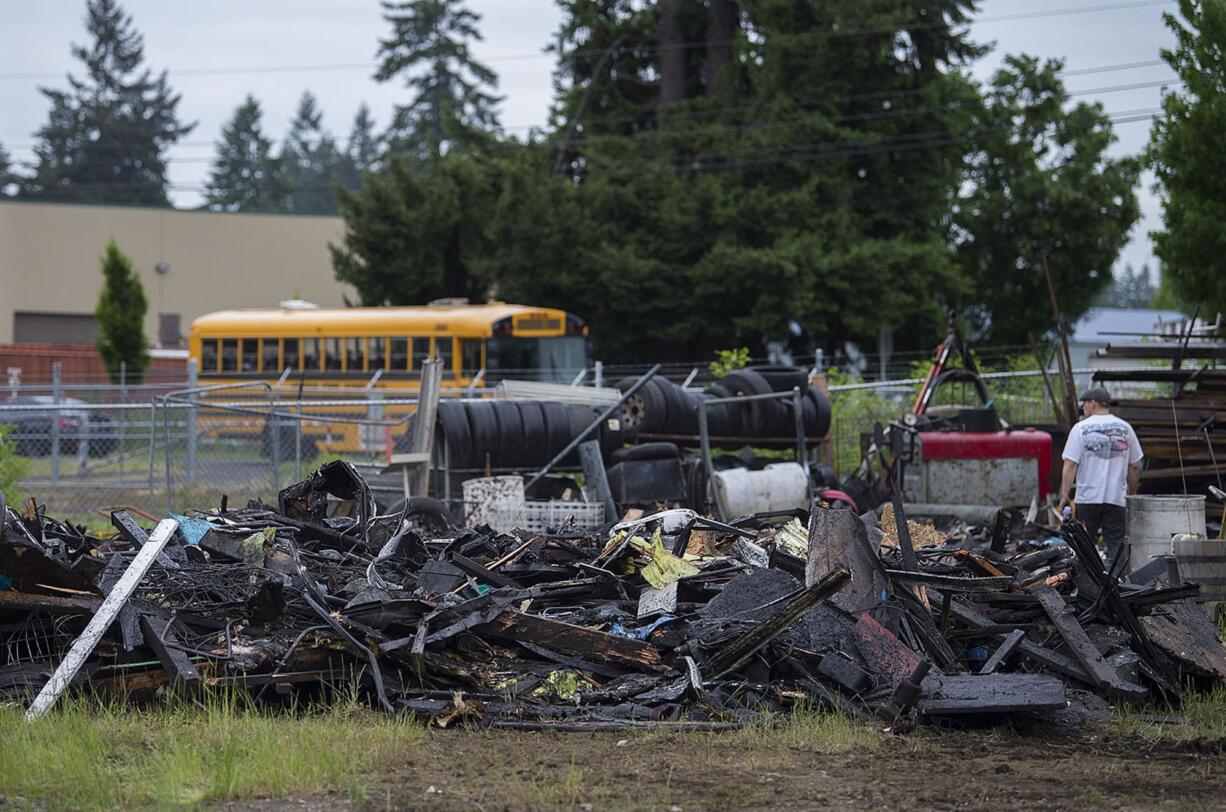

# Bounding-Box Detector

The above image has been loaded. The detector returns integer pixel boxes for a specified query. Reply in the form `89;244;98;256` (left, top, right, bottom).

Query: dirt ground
231;723;1226;811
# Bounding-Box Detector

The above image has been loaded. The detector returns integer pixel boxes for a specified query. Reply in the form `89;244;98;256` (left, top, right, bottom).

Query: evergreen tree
1095;263;1157;308
336;103;382;190
204;95;283;212
0;142;16;197
527;1;982;358
955;55;1140;344
95;240;149;383
375;0;503;158
348;103;382;174
23;0;193;206
280;91;346;215
1148;0;1226;318
331;151;497;303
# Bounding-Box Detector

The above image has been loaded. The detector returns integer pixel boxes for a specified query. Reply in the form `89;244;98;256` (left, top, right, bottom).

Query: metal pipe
525;363;662;492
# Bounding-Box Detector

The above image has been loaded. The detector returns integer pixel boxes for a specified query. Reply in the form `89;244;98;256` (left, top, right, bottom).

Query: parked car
0;396;119;457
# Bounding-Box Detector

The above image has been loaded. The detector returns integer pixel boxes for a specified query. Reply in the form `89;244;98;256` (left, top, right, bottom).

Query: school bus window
460;338;482;375
302;338;320;370
390;337;408;370
411;337;431;369
201;339;218;372
345;337;364;371
283;338;299;371
435;337;455;374
241;339;258;372
221;338;238;372
368;337;387;370
261;339;278;372
324;338;342;371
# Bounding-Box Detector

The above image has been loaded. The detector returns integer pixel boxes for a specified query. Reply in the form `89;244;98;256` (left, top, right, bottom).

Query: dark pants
1077;502;1127;559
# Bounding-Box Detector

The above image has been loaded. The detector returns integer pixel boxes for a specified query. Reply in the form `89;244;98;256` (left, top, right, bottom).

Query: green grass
1111;685;1226;745
0;692;425;809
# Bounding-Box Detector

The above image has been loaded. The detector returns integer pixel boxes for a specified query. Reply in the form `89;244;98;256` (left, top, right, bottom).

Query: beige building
0;200;355;346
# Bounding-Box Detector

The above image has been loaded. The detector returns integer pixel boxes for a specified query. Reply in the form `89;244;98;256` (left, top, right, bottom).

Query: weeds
0;691;425;809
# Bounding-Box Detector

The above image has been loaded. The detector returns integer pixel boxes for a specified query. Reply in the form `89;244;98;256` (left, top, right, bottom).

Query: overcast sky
0;0;1177;276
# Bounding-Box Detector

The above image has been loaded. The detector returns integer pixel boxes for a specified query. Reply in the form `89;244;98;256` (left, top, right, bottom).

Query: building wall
0;200;354;346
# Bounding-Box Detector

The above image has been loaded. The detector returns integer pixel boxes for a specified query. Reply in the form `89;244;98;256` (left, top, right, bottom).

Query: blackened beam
139;614;201;693
978;628;1026;675
1033;586;1147;699
476;610;671;673
884;570;1015;592
706;568;851;678
0;589;100;613
110;509;179;570
948;600;1093;684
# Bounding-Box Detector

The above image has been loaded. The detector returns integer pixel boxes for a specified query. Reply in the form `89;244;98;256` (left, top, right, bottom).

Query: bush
0;424;27;505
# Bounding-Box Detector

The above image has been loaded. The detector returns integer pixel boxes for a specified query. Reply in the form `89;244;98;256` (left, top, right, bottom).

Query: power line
581;106;1161;174
23;105;1156;195
0;0;1175;82
1;64;1178;157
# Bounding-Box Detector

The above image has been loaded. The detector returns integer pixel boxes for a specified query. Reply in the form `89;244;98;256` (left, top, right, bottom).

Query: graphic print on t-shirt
1080;424;1131;459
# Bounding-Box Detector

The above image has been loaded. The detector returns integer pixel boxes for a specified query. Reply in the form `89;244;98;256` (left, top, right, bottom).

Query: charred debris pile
2;462;1224;730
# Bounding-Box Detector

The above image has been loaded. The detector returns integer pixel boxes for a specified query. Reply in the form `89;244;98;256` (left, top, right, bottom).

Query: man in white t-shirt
1057;387;1143;558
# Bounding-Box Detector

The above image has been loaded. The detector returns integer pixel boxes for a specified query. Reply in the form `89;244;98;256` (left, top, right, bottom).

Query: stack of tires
616;366;831;443
405;399;624;471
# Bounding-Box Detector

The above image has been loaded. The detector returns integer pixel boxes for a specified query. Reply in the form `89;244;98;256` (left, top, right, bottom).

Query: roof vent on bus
427;297;470;307
279;299;320;309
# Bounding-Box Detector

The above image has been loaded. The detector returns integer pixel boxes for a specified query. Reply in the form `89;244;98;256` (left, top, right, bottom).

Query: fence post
50;362;61;486
186;358;197;485
270;392;281;497
594;360;603;389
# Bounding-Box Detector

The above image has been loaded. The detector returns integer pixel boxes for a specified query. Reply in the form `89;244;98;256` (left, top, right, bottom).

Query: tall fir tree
348;103;382;174
375;0;503;158
336;103;382;190
280;91;346;215
0;142;15;197
1147;0;1226;318
519;1;983;359
24;0;193;206
955;55;1140;344
95;240;149;383
204;95;283;212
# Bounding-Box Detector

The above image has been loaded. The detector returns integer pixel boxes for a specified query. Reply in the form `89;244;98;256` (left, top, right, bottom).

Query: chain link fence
1;362;1168;524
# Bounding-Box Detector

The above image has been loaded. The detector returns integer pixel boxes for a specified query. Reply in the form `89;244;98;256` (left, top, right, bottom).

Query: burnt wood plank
918;673;1066;715
476;610;671;673
949;600;1092;684
1033;586;1147;699
979;629;1026;675
0;589;100;613
139;614;202;693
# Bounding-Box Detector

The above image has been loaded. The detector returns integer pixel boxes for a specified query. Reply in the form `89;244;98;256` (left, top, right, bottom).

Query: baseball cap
1078;387;1111;404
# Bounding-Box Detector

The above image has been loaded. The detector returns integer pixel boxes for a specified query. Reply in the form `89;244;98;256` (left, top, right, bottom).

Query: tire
616;376;669;435
721;369;785;438
807;387;832;438
491;401;526;469
700;392;733;438
437;401;475;469
611;442;680;464
655;378;688;434
388;495;455;535
748;365;810;392
554;404;595;468
465;401;499;472
540;401;573;462
516;401;548;467
598;409;626;457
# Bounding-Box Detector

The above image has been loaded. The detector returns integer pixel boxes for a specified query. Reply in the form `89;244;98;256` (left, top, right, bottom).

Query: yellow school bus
187;300;589;452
